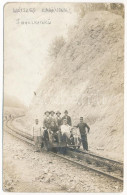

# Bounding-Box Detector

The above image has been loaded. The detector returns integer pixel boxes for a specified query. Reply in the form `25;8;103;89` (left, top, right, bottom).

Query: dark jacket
43;117;51;129
56;116;62;127
76;122;90;136
50;116;57;126
50;125;58;133
62;115;72;126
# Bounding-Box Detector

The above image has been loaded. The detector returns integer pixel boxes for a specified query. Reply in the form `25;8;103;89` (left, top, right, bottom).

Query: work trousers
34;136;42;151
81;134;88;151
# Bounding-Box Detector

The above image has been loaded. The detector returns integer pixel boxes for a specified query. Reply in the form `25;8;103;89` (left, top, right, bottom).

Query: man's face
80;119;83;123
51;112;54;116
63;120;67;125
57;113;60;117
46;112;49;117
65;112;68;116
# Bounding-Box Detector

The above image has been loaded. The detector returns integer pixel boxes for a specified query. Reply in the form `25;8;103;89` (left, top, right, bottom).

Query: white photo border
0;0;126;195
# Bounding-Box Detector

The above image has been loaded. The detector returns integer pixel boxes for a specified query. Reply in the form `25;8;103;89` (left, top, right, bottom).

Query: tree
74;3;124;19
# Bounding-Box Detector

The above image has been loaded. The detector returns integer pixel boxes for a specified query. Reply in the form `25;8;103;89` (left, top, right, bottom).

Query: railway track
5;119;34;146
66;148;123;182
4;117;123;183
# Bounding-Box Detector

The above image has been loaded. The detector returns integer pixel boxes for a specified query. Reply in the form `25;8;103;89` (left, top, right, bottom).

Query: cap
64;110;68;114
56;111;61;115
50;111;55;114
44;111;50;115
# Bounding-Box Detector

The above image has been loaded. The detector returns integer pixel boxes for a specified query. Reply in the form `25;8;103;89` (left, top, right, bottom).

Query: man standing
56;111;62;128
75;117;90;151
62;110;72;126
50;111;57;126
33;119;42;152
43;111;51;129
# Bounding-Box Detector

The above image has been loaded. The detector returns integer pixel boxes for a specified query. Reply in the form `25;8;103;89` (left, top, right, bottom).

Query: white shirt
33;124;42;136
61;124;71;137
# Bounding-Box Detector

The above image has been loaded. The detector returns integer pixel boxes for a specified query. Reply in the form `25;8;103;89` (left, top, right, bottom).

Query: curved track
4;116;123;183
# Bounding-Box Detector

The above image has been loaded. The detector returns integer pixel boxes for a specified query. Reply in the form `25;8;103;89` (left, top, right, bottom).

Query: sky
4;3;78;106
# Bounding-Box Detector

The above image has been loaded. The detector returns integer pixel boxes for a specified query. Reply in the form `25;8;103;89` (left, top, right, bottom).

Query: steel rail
6;120;33;141
68;147;123;165
49;152;123;183
5;121;34;146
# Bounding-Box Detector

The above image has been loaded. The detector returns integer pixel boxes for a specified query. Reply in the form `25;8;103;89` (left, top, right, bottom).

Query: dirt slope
4;93;26;109
23;11;124;160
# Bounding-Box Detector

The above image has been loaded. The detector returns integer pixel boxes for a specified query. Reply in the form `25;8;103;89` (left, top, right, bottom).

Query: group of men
43;110;72;129
33;110;90;152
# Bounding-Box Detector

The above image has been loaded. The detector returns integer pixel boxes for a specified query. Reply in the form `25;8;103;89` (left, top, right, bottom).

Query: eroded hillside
22;11;124;160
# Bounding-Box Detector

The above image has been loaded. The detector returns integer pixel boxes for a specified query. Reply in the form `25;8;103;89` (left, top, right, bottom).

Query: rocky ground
3;130;123;192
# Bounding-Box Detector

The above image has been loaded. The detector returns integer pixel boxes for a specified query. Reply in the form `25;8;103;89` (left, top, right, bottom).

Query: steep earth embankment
4;93;26;109
22;11;124;160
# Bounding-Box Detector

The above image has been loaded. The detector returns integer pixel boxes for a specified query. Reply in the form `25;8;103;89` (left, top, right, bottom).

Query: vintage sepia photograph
3;2;124;193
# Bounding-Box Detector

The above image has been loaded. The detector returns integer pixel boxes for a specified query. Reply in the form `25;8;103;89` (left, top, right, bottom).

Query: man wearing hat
75;117;90;151
43;111;51;129
56;111;62;128
62;110;72;126
50;111;57;126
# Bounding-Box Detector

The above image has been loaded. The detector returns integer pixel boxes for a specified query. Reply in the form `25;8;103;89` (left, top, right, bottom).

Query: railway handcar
42;127;82;152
